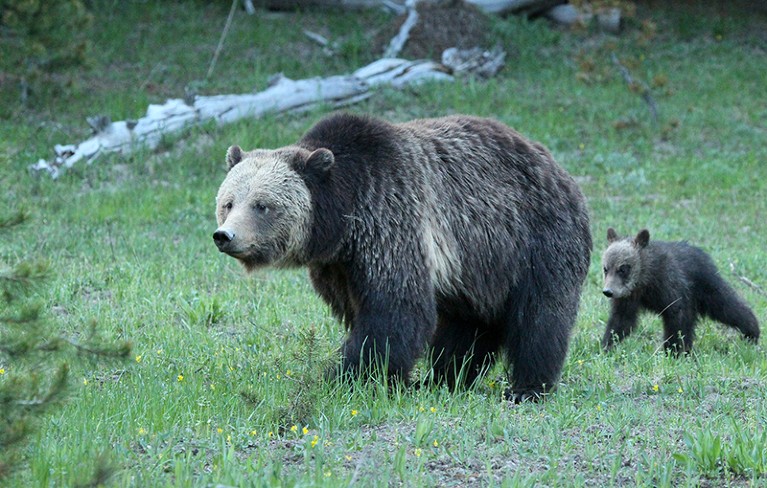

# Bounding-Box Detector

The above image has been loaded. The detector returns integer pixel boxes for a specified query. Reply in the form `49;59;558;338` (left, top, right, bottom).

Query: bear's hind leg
697;275;760;342
504;304;573;402
661;306;696;355
429;317;499;390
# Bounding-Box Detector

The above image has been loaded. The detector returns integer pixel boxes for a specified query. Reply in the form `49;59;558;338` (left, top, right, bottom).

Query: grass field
2;1;766;486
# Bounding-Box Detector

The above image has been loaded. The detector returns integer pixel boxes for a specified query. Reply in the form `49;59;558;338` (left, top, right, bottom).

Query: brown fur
214;113;592;400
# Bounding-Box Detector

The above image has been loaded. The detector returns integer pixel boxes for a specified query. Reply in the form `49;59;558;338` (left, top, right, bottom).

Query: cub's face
213;145;321;271
601;228;649;299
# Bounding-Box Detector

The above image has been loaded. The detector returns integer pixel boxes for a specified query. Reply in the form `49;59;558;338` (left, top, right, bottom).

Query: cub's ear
606;228;619;243
634;229;650;249
292;148;335;176
226;145;243;170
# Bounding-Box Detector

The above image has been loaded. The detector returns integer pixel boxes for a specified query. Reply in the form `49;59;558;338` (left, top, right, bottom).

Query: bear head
601;228;650;299
213;144;334;272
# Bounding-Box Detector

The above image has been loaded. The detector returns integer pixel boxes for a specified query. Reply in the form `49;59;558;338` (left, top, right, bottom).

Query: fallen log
30;59;453;178
465;0;562;15
545;4;621;33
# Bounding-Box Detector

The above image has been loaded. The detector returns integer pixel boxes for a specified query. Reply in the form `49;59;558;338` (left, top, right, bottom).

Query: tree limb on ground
611;52;659;125
30;59;455;178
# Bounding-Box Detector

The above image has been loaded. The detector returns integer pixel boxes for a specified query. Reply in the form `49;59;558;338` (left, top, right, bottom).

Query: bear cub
601;228;760;353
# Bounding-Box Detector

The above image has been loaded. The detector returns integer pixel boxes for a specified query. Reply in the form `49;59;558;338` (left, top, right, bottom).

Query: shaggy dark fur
601;228;760;353
215;113;592;400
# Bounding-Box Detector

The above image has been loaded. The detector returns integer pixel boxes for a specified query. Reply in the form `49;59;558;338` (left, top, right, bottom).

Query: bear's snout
213;229;235;251
602;288;614;298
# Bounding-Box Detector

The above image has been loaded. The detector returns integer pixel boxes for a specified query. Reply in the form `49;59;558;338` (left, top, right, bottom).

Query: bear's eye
617;264;631;276
603;266;608;275
223;202;233;211
254;203;269;214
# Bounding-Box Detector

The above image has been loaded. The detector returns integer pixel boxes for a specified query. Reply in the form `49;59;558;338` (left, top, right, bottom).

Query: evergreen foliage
0;212;130;481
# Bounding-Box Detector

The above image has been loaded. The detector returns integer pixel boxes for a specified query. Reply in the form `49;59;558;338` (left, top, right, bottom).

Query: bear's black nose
213;229;234;250
602;288;614;298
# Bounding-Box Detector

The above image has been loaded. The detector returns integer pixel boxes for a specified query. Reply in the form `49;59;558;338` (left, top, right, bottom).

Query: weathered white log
545;4;589;25
442;46;505;78
30;59;455;178
545;4;621;33
258;0;554;15
354;58;452;87
383;1;419;58
465;0;559;15
242;0;256;14
258;0;401;10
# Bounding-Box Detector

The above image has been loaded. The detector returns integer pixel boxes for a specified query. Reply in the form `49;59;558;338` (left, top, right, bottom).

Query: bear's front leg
339;300;436;383
602;299;641;350
337;263;437;384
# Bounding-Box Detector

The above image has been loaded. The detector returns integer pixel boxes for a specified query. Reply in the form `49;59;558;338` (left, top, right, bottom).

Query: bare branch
611;52;658;125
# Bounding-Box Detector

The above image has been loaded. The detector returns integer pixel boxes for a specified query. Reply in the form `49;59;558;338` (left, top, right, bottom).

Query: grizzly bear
601;228;760;353
213;113;592;400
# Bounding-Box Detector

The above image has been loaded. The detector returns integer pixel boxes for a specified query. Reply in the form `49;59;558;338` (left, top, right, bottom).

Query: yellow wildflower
351;409;358;416
177;374;184;382
302;426;309;435
135;355;142;363
433;440;439;448
138;427;146;435
311;435;319;447
217;428;223;434
290;425;298;433
652;384;659;392
430;407;436;413
414;448;422;458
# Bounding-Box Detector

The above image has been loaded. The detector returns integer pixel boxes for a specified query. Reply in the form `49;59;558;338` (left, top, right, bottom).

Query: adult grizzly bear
601;228;760;353
213;113;592;400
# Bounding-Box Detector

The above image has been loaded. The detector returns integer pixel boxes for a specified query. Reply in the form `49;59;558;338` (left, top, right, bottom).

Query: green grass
2;1;767;486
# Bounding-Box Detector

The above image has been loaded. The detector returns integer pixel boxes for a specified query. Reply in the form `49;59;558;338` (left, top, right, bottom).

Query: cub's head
213;144;334;271
601;228;650;299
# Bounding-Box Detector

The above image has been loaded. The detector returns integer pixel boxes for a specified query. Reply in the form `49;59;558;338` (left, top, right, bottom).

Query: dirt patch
373;0;494;60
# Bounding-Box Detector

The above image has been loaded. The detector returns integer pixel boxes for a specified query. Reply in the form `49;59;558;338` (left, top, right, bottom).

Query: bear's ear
607;228;619;243
292;148;335;176
226;145;243;170
634;229;650;249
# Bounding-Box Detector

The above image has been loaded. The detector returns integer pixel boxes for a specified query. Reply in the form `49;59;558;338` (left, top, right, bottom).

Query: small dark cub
601;228;760;353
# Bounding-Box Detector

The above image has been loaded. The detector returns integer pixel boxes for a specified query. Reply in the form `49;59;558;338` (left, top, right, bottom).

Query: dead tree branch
611;52;659;125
